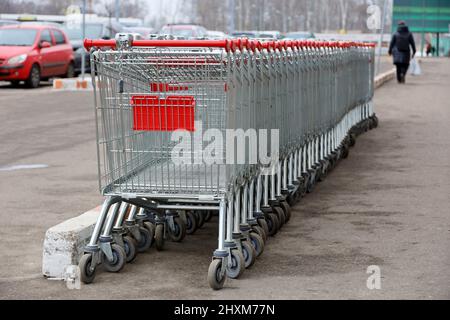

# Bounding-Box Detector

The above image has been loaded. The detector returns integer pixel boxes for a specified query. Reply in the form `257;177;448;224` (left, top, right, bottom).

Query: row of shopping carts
78;34;378;290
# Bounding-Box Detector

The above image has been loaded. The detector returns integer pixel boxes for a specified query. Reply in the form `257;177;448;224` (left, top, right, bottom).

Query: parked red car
0;24;74;88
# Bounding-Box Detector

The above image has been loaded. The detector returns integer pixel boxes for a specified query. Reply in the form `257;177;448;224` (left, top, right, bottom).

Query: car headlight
8;54;28;65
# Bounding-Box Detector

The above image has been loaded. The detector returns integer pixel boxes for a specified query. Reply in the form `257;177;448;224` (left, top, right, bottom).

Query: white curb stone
375;68;396;89
42;206;101;279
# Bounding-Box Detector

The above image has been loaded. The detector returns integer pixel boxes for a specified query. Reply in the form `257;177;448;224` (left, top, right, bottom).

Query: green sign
393;0;450;33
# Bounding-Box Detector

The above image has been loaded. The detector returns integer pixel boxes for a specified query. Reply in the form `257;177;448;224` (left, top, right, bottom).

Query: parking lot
0;58;449;299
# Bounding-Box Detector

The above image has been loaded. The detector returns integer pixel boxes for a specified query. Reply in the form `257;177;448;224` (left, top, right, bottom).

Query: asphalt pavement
0;58;449;299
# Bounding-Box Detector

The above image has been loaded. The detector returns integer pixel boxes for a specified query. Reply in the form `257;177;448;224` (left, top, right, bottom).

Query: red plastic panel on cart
150;83;189;92
131;95;195;131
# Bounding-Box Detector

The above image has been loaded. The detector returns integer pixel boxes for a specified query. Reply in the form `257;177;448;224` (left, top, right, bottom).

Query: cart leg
136;206;154;231
166;210;186;243
153;209;166;251
275;159;291;222
285;154;296;205
99;202;121;263
268;164;285;228
245;179;266;256
80;196;120;284
86;196;120;251
112;202;138;263
306;138;318;193
240;183;251;232
297;148;307;198
227;188;246;279
261;173;279;236
223;192;243;279
233;188;243;243
247;178;266;242
239;183;257;266
287;152;301;205
125;206;141;241
80;202;127;276
126;205;153;253
254;174;269;237
209;199;228;290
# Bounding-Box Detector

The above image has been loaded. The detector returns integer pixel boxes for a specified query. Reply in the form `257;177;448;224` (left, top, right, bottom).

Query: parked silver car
159;24;207;39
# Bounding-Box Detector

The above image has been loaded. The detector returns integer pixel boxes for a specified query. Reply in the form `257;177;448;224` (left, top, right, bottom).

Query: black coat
389;25;416;65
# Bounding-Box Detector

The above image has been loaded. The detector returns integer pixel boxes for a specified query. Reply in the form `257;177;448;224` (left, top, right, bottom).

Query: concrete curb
374;68;396;89
42;206;100;279
42;69;396;280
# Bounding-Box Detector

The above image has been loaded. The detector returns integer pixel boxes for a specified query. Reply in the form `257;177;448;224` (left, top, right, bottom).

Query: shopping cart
79;34;377;290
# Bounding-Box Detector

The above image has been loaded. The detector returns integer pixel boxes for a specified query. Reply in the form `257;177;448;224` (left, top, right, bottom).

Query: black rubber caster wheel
102;244;126;273
372;115;379;128
186;211;198;235
266;213;280;236
297;178;307;198
328;153;338;170
272;206;286;227
313;166;322;184
241;240;256;268
155;224;165;251
169;216;186;243
226;249;245;279
208;259;226;290
204;211;213;222
349;133;356;147
279;201;291;222
143;221;155;247
318;160;330;182
342;144;350;159
306;173;316;194
136;226;152;253
252;225;267;243
194;211;205;229
293;189;302;204
257;218;269;237
123;235;137;263
79;253;96;284
249;232;265;257
286;193;296;206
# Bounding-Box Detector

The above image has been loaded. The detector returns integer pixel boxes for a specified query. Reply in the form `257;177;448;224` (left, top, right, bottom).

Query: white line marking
0;164;49;172
0;274;42;282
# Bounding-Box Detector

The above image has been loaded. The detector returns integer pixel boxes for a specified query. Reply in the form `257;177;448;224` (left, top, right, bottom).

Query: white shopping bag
409;58;422;76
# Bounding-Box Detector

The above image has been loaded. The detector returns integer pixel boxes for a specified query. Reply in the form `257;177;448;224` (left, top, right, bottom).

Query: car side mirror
39;41;51;49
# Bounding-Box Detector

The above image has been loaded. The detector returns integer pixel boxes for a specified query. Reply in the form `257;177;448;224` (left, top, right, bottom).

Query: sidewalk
1;58;449;299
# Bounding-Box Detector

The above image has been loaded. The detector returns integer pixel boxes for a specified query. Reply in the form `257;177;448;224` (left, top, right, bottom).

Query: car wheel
25;64;40;88
65;62;75;78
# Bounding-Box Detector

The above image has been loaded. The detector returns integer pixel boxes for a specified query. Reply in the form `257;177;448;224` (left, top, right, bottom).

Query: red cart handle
84;38;231;51
83;38;376;52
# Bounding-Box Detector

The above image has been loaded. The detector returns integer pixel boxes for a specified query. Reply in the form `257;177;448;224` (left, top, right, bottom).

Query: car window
52;30;66;45
61;24;104;40
0;29;37;46
160;27;195;38
40;29;52;44
104;26;113;39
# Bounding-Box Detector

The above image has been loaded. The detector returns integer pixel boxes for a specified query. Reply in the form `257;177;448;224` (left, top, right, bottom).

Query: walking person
426;41;432;57
388;21;416;84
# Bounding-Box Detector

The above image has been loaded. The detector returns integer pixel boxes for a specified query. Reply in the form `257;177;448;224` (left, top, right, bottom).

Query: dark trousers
395;63;409;82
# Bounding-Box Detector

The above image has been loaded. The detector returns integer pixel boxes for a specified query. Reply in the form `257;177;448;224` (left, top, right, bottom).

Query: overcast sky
145;0;184;23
